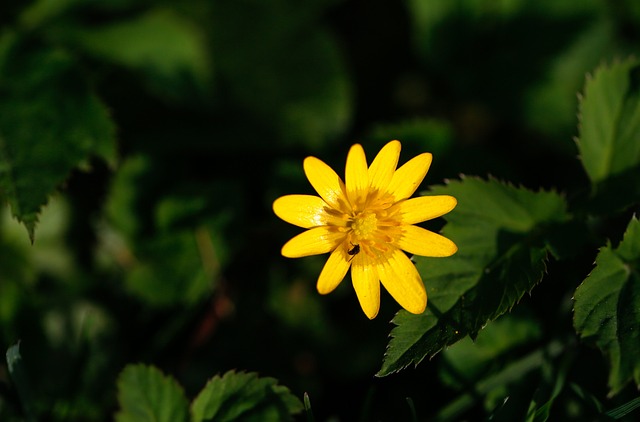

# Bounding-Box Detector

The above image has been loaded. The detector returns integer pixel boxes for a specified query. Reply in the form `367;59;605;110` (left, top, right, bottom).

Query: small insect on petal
347;243;360;262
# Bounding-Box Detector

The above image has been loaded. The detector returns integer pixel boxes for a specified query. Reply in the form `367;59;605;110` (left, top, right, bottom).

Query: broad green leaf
115;364;189;422
0;35;116;241
574;216;640;395
577;58;640;183
62;8;212;101
191;370;303;422
378;178;569;376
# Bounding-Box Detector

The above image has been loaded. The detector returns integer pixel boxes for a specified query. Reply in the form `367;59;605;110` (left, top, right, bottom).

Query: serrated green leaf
378;178;569;376
63;8;212;101
191;370;303;422
574;216;640;395
115;364;189;422
0;36;116;241
577;58;640;183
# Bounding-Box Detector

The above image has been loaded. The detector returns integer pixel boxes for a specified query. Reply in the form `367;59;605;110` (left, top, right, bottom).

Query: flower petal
351;252;380;319
396;225;458;257
378;248;426;314
317;245;351;294
345;144;369;209
368;140;400;193
303;156;348;210
394;195;457;225
273;195;347;229
387;153;432;201
281;227;345;258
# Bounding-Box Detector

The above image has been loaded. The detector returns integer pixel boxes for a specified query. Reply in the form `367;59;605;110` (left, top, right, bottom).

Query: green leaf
0;35;116;242
378;177;569;376
62;8;212;101
573;216;640;395
606;396;640;419
6;342;36;422
577;57;640;183
115;364;189;422
191;370;304;422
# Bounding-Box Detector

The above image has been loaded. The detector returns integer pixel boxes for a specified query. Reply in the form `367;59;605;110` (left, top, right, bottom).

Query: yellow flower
273;140;457;319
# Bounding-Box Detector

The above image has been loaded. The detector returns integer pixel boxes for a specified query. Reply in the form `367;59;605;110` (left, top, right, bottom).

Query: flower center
343;193;402;258
351;212;378;240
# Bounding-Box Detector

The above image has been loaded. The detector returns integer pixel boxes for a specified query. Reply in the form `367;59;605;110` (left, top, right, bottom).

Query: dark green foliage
0;35;116;241
1;0;640;421
115;365;190;422
191;370;303;422
574;217;640;394
379;179;569;376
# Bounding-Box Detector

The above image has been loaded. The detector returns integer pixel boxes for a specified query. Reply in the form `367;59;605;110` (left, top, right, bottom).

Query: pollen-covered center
352;212;377;239
346;194;402;258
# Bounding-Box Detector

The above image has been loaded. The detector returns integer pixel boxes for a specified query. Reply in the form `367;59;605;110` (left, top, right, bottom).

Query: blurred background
1;0;639;420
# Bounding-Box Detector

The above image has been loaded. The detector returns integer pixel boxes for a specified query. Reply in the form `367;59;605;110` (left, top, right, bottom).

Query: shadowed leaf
574;216;640;395
115;364;189;422
378;177;569;376
191;370;303;422
0;35;116;242
577;57;640;184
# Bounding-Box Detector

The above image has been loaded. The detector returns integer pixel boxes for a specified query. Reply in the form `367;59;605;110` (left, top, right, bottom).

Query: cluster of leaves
379;57;640;419
1;0;640;421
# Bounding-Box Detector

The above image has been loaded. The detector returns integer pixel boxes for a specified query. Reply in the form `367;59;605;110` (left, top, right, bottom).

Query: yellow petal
387;153;432;201
378;248;426;314
273;195;346;228
396;225;458;257
281;227;345;258
345;144;369;209
351;252;380;319
394;195;457;225
317;245;351;294
368;140;400;193
303;156;348;210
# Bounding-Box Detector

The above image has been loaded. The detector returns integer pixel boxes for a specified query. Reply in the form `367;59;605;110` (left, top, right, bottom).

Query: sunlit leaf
574;216;640;395
191;370;304;422
0;35;116;241
378;177;569;376
115;364;189;422
577;58;640;183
